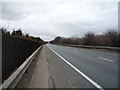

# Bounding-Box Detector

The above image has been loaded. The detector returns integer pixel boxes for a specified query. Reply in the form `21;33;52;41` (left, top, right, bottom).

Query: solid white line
98;57;114;62
47;45;104;90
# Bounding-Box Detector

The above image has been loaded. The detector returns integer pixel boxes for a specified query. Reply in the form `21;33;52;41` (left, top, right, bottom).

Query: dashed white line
98;57;114;62
47;45;104;90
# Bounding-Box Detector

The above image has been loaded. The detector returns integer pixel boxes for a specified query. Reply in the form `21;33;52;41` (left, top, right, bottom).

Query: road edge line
47;45;104;90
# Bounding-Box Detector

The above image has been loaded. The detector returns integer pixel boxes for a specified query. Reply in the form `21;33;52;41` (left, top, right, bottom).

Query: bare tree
50;29;118;47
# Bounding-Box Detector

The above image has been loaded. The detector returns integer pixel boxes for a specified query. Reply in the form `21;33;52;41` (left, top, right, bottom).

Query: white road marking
98;57;114;62
47;45;104;90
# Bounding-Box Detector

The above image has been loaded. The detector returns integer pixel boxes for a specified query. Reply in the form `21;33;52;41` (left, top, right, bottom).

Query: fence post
0;28;2;85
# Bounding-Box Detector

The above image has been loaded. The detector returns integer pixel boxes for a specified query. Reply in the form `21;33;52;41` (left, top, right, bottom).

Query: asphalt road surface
16;44;118;89
46;44;118;89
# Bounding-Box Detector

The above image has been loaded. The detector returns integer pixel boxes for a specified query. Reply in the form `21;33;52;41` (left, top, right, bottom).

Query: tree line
1;27;44;43
50;29;119;47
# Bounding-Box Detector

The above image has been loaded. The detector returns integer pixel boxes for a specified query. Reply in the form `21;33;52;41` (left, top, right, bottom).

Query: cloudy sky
1;0;118;41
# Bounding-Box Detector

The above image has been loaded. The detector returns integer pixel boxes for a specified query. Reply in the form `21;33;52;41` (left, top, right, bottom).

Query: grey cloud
2;2;53;20
1;1;118;41
2;2;28;20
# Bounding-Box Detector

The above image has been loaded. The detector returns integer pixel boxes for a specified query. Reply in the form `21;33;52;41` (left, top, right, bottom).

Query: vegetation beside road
50;29;119;47
1;27;44;43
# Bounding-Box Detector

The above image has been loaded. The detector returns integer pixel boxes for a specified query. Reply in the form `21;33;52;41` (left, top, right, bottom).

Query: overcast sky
1;0;118;41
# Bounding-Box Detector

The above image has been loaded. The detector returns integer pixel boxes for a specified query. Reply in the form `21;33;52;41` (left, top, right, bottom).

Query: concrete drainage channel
48;77;56;89
46;51;56;89
0;45;43;89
